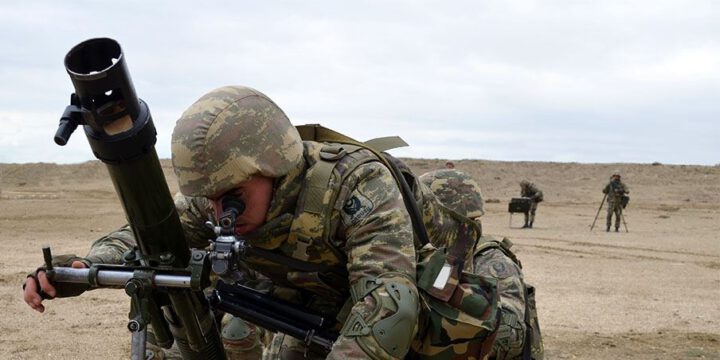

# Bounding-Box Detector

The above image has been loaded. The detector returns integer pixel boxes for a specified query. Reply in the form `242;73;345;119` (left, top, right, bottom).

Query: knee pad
341;274;419;359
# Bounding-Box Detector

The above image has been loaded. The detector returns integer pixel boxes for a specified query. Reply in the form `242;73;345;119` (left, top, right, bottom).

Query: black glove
26;254;92;298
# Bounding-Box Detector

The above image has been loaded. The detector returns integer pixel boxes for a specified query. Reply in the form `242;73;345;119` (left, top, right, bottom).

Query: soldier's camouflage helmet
520;179;530;187
171;86;304;197
419;169;485;218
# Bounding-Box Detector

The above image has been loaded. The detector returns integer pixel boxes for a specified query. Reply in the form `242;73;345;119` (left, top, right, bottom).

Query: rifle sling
247;247;344;275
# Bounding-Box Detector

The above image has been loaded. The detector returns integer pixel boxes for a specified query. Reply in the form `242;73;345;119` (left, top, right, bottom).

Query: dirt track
1;159;718;359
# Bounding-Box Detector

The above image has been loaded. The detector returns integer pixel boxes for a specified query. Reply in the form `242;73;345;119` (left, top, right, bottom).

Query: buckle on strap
319;145;347;161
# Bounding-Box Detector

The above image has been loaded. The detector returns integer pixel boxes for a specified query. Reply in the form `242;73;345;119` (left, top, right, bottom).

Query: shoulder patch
487;257;520;279
342;191;374;225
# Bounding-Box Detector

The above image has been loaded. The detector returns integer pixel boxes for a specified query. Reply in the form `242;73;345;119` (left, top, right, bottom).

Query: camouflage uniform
519;181;543;229
47;86;508;359
85;86;419;359
602;176;629;232
420;170;544;360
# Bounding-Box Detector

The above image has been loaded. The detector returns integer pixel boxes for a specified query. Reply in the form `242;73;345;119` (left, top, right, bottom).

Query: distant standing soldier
603;172;629;232
445;161;455;169
519;180;543;229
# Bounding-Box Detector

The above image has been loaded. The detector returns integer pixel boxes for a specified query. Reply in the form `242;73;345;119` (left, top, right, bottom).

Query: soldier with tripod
602;172;629;232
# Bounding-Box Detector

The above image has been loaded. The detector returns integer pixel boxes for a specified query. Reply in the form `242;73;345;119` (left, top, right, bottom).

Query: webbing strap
296;124;359;143
303;144;362;214
246;247;341;274
474;237;522;269
522;285;533;360
297;124;408;153
384;157;431;247
364;136;408;152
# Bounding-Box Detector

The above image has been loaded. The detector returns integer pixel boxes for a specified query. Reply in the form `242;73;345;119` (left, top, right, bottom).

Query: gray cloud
0;0;717;165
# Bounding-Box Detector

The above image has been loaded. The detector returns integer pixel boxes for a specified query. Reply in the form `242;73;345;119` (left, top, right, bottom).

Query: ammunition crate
508;197;531;213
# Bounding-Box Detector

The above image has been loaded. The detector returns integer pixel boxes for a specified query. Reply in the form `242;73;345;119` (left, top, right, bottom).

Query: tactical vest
239;140;385;315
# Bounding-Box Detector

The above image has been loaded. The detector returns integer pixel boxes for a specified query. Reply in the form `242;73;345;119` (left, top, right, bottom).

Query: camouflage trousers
473;248;544;360
523;203;538;226
606;201;623;230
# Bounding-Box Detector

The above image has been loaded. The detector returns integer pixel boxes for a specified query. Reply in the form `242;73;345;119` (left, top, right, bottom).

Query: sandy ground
1;159;718;359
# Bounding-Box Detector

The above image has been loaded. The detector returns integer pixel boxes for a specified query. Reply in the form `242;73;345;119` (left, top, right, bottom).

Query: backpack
621;194;630;209
295;124;500;359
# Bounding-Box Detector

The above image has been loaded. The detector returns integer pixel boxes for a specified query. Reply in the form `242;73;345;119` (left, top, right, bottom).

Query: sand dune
1;159;718;359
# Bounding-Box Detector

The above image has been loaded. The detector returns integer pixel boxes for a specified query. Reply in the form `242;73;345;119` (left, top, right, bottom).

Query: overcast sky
0;0;717;165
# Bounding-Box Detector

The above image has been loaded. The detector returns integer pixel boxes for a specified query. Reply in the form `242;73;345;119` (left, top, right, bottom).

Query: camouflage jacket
521;183;543;203
603;180;629;202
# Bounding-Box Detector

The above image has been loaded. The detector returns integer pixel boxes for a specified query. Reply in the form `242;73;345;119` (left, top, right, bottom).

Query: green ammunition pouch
412;224;500;359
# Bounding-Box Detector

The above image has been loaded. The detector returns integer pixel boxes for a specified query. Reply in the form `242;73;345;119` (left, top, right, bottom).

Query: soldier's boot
522;222;529;229
528;221;533;228
606;225;610;232
615;227;619;232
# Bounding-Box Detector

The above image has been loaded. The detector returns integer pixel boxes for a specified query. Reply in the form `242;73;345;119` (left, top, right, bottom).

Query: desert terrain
1;159;718;359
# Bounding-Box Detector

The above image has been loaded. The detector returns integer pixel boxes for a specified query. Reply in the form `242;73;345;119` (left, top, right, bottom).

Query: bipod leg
620;208;629;233
590;194;607;231
130;325;147;360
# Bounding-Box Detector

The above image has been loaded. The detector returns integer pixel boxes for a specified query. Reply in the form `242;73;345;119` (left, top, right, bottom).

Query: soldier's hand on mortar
23;260;87;313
